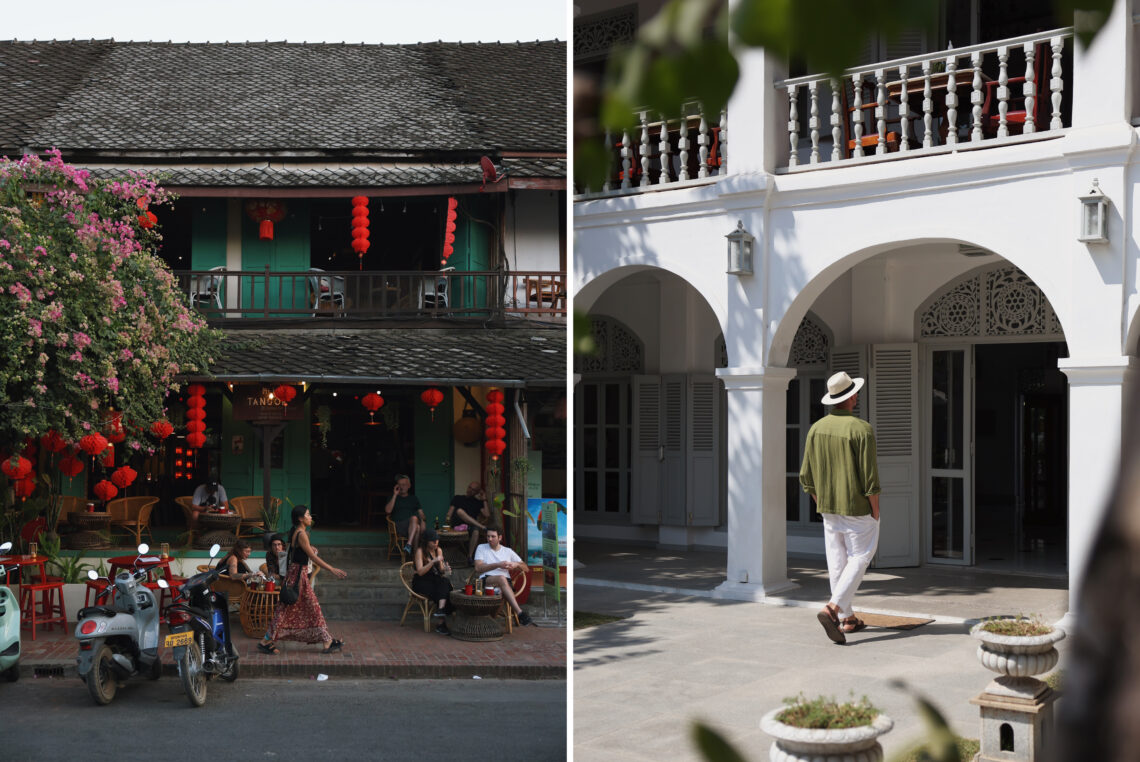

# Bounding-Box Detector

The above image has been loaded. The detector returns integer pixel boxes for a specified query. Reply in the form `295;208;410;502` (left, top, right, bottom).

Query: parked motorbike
0;542;20;682
164;543;238;707
75;544;166;704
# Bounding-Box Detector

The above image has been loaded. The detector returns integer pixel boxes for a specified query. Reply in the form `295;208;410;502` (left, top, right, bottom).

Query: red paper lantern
1;455;32;480
186;432;206;449
79;433;109;457
93;480;118;502
40;429;67;453
187;384;206;396
484;439;506;458
14;476;36;499
244;200;287;240
274;385;297;405
483;389;507;461
485;413;506;428
59;454;84;477
186;395;206;409
420;388;444;421
138;210;157;229
101;447;115;468
486;389;504;404
485;426;507;442
351;196;370;263
151;420;174;439
186;420;206;434
362;391;384;424
186;407;206;421
111;466;137;489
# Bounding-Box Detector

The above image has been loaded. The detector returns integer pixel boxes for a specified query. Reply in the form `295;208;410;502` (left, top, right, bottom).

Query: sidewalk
20;617;566;681
573;543;1069;761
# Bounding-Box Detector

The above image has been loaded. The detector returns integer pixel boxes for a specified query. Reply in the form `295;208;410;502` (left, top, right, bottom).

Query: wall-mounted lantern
1078;179;1109;244
726;220;755;276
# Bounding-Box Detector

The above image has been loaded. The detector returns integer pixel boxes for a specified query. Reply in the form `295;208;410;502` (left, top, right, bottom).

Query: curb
25;661;565;681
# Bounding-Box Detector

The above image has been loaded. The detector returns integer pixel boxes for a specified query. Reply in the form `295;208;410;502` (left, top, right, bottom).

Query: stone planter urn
969;620;1065;762
759;707;894;762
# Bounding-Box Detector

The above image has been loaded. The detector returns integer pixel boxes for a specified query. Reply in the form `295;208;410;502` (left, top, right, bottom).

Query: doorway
972;342;1068;575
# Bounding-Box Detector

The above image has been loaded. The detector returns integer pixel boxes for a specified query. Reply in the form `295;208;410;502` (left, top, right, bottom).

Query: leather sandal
816;606;846;645
840;616;867;634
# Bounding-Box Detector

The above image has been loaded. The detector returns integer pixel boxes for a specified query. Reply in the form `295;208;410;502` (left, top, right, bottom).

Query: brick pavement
18;618;566;680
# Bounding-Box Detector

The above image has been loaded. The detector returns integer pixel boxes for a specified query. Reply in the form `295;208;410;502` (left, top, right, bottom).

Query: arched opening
575;267;726;547
1000;722;1015;752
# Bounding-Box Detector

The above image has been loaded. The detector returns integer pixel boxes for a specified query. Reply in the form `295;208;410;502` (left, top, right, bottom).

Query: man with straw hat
799;371;881;645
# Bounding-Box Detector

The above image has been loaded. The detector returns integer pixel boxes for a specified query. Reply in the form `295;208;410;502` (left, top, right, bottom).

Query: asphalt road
1;676;567;761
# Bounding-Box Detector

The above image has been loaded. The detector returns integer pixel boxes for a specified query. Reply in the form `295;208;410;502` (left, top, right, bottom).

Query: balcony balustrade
777;28;1073;170
176;267;565;322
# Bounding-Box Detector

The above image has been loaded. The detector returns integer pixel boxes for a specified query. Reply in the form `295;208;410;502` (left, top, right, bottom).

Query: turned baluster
718;109;727;173
945;56;959;147
970;51;984;142
677;114;690;181
1023;41;1037;134
1050;36;1064;131
638;111;651;188
619;128;632;190
830;80;842;162
697;110;710;179
787;84;799;167
808;81;821;164
851;72;865;158
875;69;888;154
922;60;933;148
995;46;1010;138
657;113;672;184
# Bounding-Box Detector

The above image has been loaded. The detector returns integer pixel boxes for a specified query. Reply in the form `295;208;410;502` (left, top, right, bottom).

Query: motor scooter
164;543;239;707
0;541;20;682
75;543;166;704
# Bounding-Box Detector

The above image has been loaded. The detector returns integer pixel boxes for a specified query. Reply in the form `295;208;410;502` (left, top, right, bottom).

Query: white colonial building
574;0;1140;622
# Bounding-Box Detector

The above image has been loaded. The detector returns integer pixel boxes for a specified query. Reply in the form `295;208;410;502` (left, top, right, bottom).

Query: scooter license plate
164;631;194;648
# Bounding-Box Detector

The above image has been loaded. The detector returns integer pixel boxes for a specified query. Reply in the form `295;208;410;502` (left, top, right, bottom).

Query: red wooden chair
981;42;1050;137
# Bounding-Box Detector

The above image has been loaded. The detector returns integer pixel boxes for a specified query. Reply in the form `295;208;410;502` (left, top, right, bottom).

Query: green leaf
691;722;749;762
1055;0;1115;47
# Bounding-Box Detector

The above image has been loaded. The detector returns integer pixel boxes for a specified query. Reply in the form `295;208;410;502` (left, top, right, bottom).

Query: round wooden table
66;511;113;549
448;590;504;642
240;587;279;638
195;511;241;549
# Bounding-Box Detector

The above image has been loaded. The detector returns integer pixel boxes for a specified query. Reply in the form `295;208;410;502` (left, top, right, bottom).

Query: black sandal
321;639;343;654
257;642;280;655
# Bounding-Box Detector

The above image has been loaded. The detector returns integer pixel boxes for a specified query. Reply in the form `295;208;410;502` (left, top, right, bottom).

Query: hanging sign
232;384;304;422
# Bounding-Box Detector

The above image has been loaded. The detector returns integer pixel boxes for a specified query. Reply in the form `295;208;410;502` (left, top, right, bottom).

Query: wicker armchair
56;496;85;533
387;516;408;563
398;561;433;633
174;495;196;543
229;495;281;539
106;496;158;547
466;565;528;634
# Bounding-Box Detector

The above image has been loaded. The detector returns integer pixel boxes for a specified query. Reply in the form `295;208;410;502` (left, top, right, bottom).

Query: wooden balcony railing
175;268;565;321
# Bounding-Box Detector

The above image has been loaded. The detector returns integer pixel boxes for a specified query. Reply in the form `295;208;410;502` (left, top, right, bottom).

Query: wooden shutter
870;343;920;567
661;375;687;526
829;345;868;420
687;376;721;526
630;375;661;525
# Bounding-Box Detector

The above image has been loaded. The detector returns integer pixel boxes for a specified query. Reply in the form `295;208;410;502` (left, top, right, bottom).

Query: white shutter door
687;375;721;526
829;346;868;420
870;343;920;567
631;375;661;525
661;375;687;526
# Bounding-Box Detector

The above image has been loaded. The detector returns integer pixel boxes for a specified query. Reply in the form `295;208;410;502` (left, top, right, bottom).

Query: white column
1057;356;1135;627
713;366;797;600
1070;0;1133;128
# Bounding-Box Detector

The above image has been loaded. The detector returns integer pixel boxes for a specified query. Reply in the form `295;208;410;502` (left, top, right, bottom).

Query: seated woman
215;539;256;583
412;529;453;635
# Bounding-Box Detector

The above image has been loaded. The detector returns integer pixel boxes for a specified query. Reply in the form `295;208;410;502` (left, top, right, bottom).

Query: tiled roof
80;158;566;188
204;327;565;387
0;40;565;156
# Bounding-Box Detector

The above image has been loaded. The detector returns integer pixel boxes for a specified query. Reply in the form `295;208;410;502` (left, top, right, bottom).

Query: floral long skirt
267;564;331;644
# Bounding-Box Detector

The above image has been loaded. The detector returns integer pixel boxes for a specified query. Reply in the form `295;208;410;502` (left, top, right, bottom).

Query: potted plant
970;615;1064;683
759;693;893;761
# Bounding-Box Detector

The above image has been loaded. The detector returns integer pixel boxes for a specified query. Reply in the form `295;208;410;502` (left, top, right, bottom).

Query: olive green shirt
799;408;880;517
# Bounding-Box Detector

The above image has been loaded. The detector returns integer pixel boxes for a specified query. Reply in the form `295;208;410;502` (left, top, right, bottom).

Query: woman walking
259;505;347;655
412;529;453;634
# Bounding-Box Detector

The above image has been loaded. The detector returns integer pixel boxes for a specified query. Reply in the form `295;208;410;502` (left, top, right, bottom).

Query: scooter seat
78;606;117;619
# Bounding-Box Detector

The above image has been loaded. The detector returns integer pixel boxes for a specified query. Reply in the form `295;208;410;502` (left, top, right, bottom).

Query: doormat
855;612;934;630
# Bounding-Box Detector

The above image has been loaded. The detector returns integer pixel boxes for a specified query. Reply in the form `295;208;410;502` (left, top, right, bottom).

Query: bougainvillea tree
0;150;218;458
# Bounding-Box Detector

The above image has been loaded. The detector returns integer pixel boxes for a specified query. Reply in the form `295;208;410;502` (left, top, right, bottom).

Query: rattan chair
398;561;433;633
56;496;84;533
106;496;158;547
387;516;408;563
175;495;196;544
229;495;281;539
467;566;528;633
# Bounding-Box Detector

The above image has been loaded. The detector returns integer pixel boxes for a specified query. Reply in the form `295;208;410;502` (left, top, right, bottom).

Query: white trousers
822;513;880;620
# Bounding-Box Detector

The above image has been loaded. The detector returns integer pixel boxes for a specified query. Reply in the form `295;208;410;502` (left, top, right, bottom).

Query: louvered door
660;375;687;526
829;346;868;420
687;376;721;526
631;375;662;524
870;344;920;567
926;346;973;566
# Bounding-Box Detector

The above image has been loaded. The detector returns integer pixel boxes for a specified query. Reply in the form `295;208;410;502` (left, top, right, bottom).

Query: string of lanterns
186;384;207;449
441;197;457;265
484;389;506;461
351;196;370;269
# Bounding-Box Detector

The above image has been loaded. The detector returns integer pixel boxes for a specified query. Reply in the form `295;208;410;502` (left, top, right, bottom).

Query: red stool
84;578;112;607
19;581;67;640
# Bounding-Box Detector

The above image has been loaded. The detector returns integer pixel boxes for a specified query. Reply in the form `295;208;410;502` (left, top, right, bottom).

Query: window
577;380;631;514
786;375;827;524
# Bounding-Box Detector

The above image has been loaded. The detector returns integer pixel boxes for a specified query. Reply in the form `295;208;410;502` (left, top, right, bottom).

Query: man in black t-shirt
445;481;492;562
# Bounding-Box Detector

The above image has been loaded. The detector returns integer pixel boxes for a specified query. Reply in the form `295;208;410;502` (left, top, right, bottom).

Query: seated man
386;474;426;554
444;481;492;563
190;479;229;528
473;526;535;627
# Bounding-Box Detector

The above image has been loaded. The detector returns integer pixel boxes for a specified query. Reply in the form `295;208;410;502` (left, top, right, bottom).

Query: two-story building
1;39;567;532
574;0;1139;624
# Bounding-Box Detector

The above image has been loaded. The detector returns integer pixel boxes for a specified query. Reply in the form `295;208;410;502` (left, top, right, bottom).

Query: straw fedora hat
821;371;864;405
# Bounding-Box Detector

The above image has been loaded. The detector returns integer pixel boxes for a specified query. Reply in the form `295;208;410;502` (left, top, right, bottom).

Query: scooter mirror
209;543;221;558
87;569;99;580
138;543;149;555
0;541;10;553
156;578;169;589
